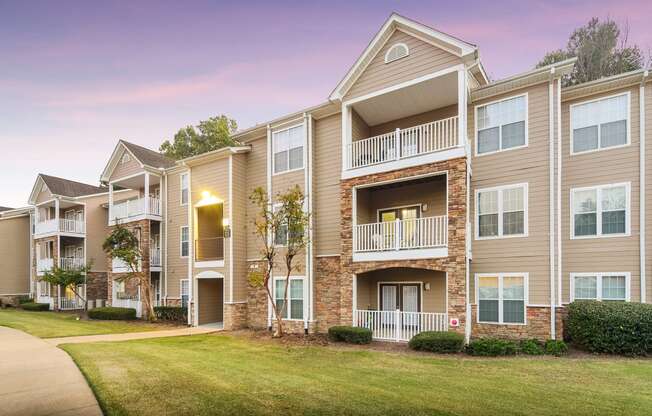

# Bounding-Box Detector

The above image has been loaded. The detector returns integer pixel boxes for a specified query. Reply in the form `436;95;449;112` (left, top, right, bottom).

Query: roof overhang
329;13;478;102
562;69;650;102
180;146;252;167
0;207;33;219
100;140;142;183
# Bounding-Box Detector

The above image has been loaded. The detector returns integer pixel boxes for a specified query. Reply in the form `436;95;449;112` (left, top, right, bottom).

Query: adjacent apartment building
2;13;651;342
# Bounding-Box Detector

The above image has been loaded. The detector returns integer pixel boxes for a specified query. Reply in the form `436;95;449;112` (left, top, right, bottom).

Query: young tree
103;224;156;321
537;17;645;87
41;264;91;312
248;185;310;337
159;115;240;160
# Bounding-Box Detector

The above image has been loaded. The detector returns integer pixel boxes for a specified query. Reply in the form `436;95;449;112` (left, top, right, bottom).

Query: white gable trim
329;13;476;101
100;141;142;183
28;175;52;205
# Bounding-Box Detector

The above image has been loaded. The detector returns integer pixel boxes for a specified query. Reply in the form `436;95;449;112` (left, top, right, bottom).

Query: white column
457;68;468;149
144;173;150;215
108;183;114;224
640;77;647;303
55;199;60;231
341;104;351;172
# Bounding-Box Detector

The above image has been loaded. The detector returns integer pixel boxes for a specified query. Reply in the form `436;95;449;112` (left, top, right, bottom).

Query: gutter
641;70;648;303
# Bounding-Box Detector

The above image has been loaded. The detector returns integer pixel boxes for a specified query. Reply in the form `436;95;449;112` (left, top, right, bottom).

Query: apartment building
2;13;650;342
0;207;31;304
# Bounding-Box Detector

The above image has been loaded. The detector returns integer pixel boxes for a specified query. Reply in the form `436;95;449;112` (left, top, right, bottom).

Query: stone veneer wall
470;305;565;341
340;157;469;335
313;256;342;332
106;219;151;304
224;302;248;330
85;272;108;302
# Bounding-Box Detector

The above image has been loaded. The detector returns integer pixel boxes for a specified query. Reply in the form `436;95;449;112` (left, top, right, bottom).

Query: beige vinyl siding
0;215;30;295
562;86;642;303
313;113;342;255
369;104;458;136
35;186;53;204
351;109;370;141
272;169;305;196
79;194;109;272
646;80;652;303
469;83;552;305
191;159;230;296
109;148;142;181
245;136;268;260
356;269;446;313
231;153;248;302
165;170;189;298
345;29;462;101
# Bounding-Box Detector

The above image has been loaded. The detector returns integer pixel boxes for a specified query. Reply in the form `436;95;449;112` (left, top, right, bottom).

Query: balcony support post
108;183;114;224
55;199;60;231
395;219;401;250
395;128;401;160
144;173;150;216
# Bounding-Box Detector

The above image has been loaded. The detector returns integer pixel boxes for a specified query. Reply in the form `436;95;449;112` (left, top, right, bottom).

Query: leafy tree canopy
160;115;239;160
536;17;646;86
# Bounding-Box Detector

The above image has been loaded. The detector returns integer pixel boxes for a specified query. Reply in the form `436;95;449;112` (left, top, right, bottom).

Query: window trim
569;91;631;156
384;42;410;63
180;173;189;206
474;182;529;240
180;226;189;258
474;93;529;157
272;276;306;321
272;123;305;176
180;279;190;307
570;272;631;302
570;182;631;239
475;273;529;325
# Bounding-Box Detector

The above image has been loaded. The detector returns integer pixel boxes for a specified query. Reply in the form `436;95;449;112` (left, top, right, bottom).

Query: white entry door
402;285;419;312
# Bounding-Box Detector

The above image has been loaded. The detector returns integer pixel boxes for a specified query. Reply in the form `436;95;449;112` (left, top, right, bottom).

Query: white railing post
395;128;401;160
395;219;401;250
395;309;401;342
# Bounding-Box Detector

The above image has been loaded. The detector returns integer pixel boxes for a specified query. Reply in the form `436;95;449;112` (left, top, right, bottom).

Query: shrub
519;339;544;355
18;295;33;304
88;306;137;321
21;302;50;311
544;339;569;356
409;331;464;353
328;326;372;344
466;338;518;356
566;301;652;356
154;306;187;322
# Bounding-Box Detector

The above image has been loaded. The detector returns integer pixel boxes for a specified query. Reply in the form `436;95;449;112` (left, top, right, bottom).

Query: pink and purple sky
1;0;650;208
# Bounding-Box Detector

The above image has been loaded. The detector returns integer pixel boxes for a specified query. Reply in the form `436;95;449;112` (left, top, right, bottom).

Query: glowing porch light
196;191;222;207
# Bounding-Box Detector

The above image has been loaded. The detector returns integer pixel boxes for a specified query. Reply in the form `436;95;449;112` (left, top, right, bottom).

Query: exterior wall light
223;218;231;238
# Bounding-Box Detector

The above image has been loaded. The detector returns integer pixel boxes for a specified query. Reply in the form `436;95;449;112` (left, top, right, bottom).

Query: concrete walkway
0;326;102;416
46;325;219;346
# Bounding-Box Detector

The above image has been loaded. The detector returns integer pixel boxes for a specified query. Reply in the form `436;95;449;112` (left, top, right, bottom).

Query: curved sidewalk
0;326;102;416
45;325;219;346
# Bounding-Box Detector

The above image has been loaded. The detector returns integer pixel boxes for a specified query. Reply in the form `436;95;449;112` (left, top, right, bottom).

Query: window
180;173;189;205
273;125;303;174
476;184;527;239
571;183;629;238
274;277;304;320
571;273;630;301
180;279;190;308
477;273;527;324
571;93;629;154
180;226;189;257
121;152;131;164
476;95;527;155
384;43;409;63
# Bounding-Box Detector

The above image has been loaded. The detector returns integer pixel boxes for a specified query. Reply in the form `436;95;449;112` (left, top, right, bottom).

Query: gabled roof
330;13;479;101
28;174;107;204
0;206;13;212
100;140;176;182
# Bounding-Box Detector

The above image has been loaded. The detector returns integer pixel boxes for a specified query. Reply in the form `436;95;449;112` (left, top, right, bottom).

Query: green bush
21;302;50;311
328;326;372;344
519;339;544;355
409;331;464;353
566;301;652;356
88;306;137;321
154;306;187;322
466;338;518;356
545;339;569;356
18;295;33;304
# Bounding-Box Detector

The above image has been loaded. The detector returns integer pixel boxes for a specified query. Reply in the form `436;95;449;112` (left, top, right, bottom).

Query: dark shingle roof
0;206;13;212
121;140;176;169
40;174;107;198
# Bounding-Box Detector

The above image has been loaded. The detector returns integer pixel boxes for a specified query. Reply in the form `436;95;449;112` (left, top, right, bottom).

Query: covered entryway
196;272;224;327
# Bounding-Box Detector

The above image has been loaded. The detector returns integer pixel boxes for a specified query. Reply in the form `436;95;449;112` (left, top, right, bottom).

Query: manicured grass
0;308;172;338
62;334;652;416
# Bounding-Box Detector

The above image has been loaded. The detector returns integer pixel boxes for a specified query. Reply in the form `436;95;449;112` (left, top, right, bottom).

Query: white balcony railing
354;216;447;253
35;219;84;235
150;248;161;267
59;296;84;310
347;116;459;169
354;309;448;342
111;197;161;222
37;258;54;274
60;257;84;271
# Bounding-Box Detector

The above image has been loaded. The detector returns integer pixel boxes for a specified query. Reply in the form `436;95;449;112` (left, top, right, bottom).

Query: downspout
557;77;563;311
186;164;193;326
548;72;556;339
163;171;168;304
640;71;648;303
266;124;273;330
305;113;315;333
463;70;472;343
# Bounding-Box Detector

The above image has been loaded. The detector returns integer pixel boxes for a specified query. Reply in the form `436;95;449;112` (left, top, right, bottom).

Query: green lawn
0;309;173;338
62;334;652;416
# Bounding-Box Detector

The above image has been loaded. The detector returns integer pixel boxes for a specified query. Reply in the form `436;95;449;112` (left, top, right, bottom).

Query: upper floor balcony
34;200;85;238
108;172;162;225
35;218;85;236
341;68;467;179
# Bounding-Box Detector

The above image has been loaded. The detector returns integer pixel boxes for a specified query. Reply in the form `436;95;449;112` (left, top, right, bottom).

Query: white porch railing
59;218;85;234
37;258;54;275
112;258;141;273
354;216;447;253
354;309;448;342
111;197;161;221
150;248;161;267
112;298;142;318
60;257;84;271
59;296;84;310
347;116;459;169
35;219;58;235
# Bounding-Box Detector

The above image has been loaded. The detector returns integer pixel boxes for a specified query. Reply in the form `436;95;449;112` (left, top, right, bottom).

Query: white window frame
180;173;189;206
272;276;306;321
569;92;631;156
570;272;631;302
180;226;189;258
474;93;529;157
384;42;409;63
180;279;190;307
475;183;528;240
475;273;529;325
570;182;631;239
272;123;305;176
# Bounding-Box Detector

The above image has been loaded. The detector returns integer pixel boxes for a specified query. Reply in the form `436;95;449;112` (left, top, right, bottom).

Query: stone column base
224;302;248;330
